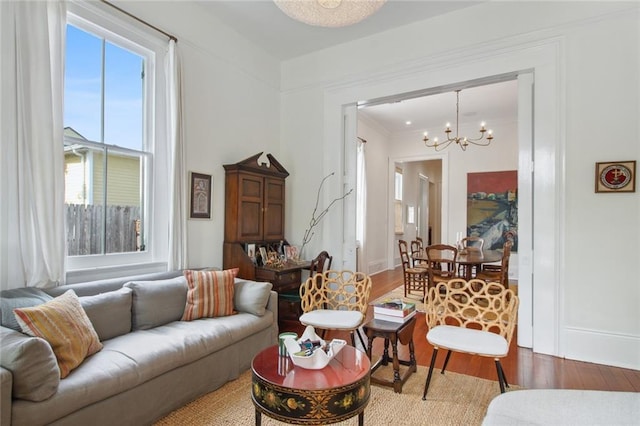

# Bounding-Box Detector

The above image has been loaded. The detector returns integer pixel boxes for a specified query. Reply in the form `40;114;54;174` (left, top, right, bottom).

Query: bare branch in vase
299;172;353;259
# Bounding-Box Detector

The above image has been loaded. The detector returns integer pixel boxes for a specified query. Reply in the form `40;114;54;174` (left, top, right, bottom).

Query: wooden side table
363;316;417;393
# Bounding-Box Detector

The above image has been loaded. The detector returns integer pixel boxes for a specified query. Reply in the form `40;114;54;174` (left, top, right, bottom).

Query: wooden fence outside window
66;204;141;255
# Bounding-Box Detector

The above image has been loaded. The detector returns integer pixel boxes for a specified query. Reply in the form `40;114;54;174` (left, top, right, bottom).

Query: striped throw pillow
181;268;238;321
13;290;103;378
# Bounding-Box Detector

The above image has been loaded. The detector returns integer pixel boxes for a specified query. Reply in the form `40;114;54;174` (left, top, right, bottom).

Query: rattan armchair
422;278;519;400
299;270;372;348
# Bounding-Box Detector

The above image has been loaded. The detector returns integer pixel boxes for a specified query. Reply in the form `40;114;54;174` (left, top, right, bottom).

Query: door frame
326;38;563;357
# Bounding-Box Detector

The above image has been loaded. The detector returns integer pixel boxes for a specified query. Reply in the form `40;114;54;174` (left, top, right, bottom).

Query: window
64;24;147;256
394;167;403;234
64;2;169;277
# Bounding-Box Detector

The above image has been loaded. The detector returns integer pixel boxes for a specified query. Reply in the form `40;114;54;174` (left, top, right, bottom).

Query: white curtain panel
0;0;67;290
166;40;187;270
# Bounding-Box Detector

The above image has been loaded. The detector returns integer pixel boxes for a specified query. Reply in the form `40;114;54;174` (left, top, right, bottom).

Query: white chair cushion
299;309;364;330
427;325;508;357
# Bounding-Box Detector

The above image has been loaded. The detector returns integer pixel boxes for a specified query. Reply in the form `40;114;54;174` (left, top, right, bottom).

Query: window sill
65;261;168;284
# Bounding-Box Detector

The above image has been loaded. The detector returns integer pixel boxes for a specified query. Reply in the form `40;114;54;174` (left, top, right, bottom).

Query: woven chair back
425;278;519;346
300;270;372;314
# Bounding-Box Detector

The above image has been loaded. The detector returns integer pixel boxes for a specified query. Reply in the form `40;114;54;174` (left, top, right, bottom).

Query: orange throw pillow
13;290;103;378
181;268;238;320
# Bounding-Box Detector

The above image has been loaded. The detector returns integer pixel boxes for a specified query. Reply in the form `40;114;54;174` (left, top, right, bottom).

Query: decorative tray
283;326;347;370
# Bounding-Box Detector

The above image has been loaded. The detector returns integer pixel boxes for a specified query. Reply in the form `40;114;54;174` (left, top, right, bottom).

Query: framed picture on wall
595;161;636;193
190;172;212;219
467;170;518;251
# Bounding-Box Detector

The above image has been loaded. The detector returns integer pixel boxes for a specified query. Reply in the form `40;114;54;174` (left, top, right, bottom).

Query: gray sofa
0;270;279;426
482;389;640;425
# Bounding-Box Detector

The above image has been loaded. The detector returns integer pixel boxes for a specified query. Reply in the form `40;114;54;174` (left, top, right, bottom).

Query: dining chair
458;236;485;277
299;270;372;348
410;239;427;268
476;240;513;289
422;278;519;400
399;240;429;297
425;244;458;288
279;251;332;320
460;236;484;252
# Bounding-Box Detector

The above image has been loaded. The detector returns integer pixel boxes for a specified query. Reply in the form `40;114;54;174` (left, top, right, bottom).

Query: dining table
412;248;503;280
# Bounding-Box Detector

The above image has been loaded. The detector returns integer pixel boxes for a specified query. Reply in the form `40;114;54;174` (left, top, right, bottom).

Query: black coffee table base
252;371;369;425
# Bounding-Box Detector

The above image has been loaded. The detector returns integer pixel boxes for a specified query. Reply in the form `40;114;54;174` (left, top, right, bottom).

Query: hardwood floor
279;267;640;392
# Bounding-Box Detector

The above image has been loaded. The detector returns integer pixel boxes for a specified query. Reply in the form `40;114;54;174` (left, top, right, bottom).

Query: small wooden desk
363;316;417;393
255;261;311;322
255;261;311;293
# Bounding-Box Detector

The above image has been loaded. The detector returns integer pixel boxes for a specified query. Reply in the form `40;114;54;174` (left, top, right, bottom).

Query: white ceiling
359;79;519;137
197;0;516;138
197;0;483;61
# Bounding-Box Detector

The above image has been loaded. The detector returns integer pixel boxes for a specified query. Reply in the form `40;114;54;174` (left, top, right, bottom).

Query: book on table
374;309;417;324
373;298;416;317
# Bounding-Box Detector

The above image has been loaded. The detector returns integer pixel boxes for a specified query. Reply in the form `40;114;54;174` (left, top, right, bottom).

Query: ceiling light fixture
422;90;494;152
274;0;387;28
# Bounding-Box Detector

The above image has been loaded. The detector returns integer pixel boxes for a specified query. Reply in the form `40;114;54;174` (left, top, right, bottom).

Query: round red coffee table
251;345;370;425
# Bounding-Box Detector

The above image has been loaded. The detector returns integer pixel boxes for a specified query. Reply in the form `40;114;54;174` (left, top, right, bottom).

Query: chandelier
274;0;387;28
422;90;494;152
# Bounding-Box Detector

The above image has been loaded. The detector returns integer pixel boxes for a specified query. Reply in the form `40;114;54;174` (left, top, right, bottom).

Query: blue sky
64;24;143;151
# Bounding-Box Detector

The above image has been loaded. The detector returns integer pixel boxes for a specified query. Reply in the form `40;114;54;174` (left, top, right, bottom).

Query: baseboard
367;259;387;275
564;327;640;370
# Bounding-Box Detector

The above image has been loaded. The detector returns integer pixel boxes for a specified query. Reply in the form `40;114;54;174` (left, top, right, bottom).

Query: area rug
155;365;520;426
371;285;426;312
372;282;519;314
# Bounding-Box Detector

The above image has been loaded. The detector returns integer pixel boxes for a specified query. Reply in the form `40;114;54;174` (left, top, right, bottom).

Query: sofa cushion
182;269;238;320
234;279;273;316
124;276;188;330
0;326;60;401
80;288;133;340
44;270;184;297
13;290;103;378
0;288;53;331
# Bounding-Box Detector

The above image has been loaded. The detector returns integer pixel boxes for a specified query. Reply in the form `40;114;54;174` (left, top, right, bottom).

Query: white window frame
65;1;170;282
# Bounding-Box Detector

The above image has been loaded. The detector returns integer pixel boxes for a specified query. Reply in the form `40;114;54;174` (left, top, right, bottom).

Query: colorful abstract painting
467;170;518;252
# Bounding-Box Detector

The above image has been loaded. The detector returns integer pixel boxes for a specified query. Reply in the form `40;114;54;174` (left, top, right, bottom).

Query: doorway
354;76;529;347
331;40;560;356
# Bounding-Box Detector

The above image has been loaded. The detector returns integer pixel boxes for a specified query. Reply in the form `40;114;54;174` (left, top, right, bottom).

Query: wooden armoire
222;152;289;280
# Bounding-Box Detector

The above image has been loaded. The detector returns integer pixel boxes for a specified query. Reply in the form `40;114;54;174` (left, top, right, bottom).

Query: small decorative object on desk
283;325;347;370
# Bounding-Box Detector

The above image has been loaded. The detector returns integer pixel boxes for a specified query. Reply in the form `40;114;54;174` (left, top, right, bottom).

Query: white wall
125;1;639;368
392;121;519;246
118;1;282;269
280;2;639;369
